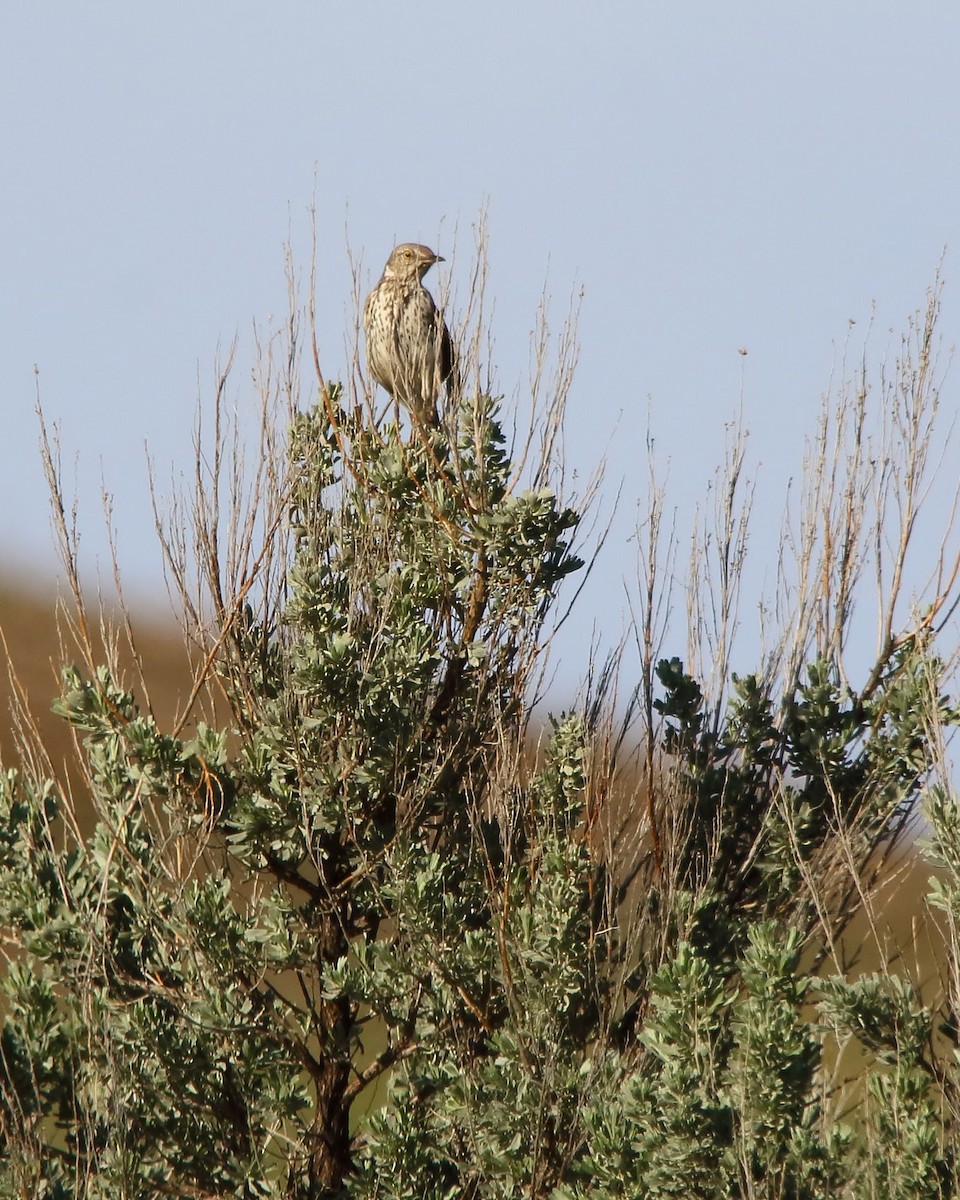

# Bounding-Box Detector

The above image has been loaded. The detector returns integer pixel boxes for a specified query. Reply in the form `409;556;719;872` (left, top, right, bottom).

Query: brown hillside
0;580;190;778
0;579;946;1008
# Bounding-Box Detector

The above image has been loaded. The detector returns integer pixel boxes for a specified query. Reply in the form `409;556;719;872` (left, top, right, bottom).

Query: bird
363;242;456;428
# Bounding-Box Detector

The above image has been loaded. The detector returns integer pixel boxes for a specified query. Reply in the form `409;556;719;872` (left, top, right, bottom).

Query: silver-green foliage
2;380;960;1200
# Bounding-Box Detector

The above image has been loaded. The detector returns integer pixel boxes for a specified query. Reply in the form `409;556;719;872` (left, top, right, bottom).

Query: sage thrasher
363;242;456;427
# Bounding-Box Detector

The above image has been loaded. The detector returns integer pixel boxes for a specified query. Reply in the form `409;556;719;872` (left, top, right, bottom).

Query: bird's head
382;242;444;283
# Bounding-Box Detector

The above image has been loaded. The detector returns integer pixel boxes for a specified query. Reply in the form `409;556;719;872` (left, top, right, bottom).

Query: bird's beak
434;255;445;263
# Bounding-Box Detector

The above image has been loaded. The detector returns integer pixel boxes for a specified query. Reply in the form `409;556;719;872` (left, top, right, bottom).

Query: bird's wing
439;315;458;396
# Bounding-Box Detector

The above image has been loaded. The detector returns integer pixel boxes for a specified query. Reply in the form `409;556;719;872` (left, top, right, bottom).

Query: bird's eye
403;249;413;258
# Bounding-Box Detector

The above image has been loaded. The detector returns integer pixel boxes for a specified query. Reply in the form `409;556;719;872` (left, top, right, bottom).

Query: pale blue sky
2;3;959;700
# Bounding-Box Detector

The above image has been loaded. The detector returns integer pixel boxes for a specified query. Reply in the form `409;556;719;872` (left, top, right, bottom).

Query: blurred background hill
0;574;942;1000
0;579;187;777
